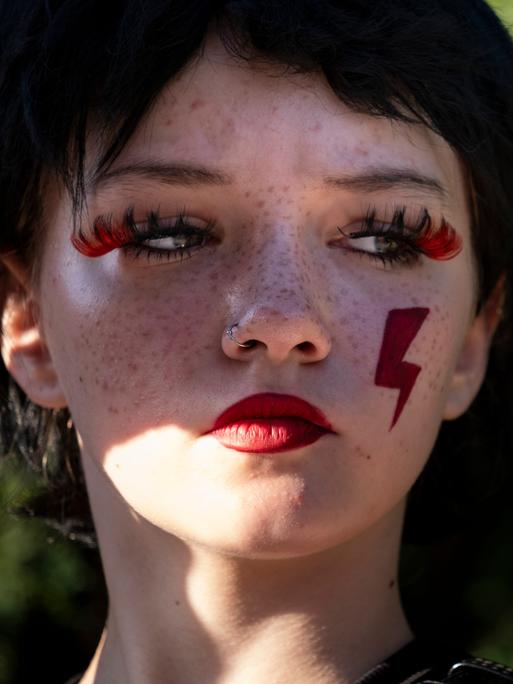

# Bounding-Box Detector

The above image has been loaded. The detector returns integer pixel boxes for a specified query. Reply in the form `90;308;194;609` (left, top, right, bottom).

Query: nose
221;215;333;364
221;268;331;364
222;304;331;365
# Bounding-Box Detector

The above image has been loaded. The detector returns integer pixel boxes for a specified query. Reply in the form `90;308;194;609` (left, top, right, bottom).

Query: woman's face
37;38;479;557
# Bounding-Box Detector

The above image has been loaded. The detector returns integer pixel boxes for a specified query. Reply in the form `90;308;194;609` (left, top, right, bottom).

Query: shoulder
423;656;513;683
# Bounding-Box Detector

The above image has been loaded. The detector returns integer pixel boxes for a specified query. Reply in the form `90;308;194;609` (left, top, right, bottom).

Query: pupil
377;236;397;253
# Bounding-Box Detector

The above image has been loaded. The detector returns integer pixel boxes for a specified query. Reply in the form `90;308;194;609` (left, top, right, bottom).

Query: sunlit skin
5;33;498;684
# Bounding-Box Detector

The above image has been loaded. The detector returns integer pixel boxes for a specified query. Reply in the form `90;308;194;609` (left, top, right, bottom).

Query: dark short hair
0;0;512;545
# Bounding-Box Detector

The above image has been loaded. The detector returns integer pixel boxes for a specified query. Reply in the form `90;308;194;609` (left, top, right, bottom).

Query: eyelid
135;211;216;232
336;205;426;240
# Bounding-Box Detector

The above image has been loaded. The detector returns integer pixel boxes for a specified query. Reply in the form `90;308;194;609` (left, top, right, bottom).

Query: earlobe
442;276;505;421
1;255;67;409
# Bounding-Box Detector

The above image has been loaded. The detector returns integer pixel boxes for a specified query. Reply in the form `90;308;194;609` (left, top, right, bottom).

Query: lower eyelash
124;243;198;263
347;244;421;269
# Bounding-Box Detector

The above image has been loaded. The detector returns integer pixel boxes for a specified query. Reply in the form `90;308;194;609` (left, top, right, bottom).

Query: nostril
296;341;316;354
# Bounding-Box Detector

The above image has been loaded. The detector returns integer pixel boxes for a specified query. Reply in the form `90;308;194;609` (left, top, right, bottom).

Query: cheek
325;278;465;466
41;261;217;448
334;302;462;519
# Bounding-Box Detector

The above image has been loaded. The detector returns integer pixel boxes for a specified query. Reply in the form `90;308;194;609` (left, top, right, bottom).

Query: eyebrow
88;160;447;202
88;161;231;192
323;168;447;202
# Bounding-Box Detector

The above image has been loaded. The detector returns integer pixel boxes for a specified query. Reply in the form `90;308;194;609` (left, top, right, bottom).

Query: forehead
90;34;466;213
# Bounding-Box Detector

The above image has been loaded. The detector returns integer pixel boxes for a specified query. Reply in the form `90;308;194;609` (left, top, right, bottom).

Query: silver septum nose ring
224;323;255;348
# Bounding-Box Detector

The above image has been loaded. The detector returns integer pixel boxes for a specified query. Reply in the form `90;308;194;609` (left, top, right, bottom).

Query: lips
204;392;335;454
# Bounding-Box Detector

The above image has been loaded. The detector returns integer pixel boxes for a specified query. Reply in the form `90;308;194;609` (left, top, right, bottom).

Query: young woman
1;1;513;682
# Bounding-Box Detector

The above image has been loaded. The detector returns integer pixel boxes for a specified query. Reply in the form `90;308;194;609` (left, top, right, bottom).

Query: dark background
1;1;513;681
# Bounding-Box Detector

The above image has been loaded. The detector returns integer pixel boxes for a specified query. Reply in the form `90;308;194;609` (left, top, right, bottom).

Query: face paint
375;307;430;430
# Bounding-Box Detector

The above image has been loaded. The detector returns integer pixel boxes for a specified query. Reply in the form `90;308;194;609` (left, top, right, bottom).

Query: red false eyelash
71;214;135;257
346;206;463;264
415;216;462;261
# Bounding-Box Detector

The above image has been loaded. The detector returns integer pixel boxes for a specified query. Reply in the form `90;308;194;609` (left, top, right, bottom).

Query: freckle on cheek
190;99;205;110
354;444;372;461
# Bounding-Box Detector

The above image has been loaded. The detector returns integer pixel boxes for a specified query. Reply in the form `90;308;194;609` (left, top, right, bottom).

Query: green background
490;0;513;24
1;2;513;682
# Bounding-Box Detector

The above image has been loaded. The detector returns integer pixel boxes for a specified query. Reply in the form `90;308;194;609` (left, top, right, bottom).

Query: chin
183;532;343;561
167;507;367;561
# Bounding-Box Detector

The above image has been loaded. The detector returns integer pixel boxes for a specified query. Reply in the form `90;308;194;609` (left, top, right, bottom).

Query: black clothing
355;639;513;683
63;638;513;683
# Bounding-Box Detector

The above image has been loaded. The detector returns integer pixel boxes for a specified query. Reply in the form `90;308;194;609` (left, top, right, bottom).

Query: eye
330;218;423;269
72;207;218;262
146;236;191;249
343;234;404;256
123;217;217;263
328;205;460;269
134;230;208;252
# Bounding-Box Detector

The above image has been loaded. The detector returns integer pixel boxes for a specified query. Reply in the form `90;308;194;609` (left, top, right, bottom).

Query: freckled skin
39;36;476;561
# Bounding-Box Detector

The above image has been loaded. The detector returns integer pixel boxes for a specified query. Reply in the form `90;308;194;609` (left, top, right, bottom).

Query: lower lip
208;418;329;454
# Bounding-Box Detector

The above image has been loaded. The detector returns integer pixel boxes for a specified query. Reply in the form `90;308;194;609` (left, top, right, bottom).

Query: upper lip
207;392;335;433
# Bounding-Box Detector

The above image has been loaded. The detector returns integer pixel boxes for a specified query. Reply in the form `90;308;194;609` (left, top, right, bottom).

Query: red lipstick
205;393;335;454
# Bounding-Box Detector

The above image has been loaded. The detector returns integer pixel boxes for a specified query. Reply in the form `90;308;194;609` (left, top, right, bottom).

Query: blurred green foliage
0;459;105;683
2;1;513;682
489;0;513;25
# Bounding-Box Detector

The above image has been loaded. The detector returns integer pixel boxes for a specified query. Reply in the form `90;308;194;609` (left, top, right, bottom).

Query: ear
1;253;67;409
442;275;505;420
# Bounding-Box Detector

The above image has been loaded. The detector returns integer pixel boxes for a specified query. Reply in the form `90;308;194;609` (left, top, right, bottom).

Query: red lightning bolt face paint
375;307;430;430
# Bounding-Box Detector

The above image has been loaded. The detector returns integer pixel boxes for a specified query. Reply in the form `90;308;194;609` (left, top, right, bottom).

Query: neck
80;458;413;684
